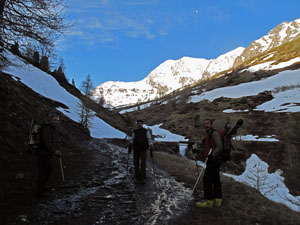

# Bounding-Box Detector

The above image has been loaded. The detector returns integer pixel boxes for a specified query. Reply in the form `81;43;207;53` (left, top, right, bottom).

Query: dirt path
3;139;192;225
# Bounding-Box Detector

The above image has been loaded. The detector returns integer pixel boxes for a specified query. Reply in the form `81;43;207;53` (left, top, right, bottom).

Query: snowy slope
234;18;300;67
188;60;300;113
204;47;244;76
3;51;125;139
225;154;300;212
94;47;244;107
254;18;300;52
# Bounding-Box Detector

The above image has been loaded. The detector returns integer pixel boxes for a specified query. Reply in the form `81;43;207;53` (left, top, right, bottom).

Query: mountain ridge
94;18;300;108
94;46;244;107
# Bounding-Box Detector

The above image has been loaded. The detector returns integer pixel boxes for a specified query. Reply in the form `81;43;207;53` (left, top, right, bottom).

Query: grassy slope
153;151;300;225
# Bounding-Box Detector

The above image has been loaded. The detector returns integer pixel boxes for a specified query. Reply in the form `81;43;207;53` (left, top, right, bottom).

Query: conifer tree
78;74;95;129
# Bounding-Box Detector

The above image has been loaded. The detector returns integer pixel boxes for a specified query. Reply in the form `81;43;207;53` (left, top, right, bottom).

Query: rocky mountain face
233;18;300;67
94;18;300;108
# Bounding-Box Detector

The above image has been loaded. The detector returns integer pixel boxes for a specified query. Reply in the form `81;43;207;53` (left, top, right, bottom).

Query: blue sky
56;0;300;87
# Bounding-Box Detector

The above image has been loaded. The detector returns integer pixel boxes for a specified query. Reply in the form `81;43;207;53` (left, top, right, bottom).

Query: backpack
26;119;43;154
207;125;235;162
133;127;149;149
218;128;234;162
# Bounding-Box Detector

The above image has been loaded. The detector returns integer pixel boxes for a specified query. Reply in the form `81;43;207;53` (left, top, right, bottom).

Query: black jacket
38;124;58;157
133;127;150;150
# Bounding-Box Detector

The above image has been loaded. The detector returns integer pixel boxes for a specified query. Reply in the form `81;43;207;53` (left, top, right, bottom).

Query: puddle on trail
11;139;193;225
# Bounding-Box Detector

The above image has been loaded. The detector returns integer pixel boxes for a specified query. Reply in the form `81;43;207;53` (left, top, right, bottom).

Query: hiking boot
214;198;222;208
196;200;213;208
214;198;223;208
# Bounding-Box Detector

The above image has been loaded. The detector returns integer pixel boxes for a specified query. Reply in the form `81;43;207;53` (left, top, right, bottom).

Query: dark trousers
203;157;222;200
133;148;147;180
36;156;53;194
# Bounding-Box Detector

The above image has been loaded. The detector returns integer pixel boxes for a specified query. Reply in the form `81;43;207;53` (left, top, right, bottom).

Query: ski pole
59;157;66;187
194;158;199;175
152;157;156;181
191;149;212;196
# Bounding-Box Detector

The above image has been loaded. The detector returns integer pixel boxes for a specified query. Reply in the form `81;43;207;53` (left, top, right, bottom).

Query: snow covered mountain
94;18;300;108
233;18;300;67
94;47;244;107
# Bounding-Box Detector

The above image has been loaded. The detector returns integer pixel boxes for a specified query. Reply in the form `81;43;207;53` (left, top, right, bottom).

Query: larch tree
78;74;95;129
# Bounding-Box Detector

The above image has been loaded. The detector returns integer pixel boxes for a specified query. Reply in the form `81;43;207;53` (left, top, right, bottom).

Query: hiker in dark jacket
129;120;153;184
35;112;61;197
196;119;223;208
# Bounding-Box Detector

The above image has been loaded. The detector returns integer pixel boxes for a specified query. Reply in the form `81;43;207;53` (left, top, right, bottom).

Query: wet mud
4;139;192;225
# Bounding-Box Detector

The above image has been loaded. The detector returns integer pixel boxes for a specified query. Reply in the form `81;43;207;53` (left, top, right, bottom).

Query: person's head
203;119;213;131
136;119;144;129
49;111;60;127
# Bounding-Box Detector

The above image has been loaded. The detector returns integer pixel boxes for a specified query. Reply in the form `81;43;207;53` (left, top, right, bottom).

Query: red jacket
204;129;223;157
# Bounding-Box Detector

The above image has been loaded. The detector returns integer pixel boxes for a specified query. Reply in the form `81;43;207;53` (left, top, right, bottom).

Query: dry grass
153;151;300;225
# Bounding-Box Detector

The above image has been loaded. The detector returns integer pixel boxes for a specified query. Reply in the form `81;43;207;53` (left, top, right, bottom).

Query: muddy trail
3;139;193;225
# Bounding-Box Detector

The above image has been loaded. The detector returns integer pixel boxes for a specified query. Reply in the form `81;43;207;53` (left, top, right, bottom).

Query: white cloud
61;0;184;47
86;17;102;29
208;6;230;21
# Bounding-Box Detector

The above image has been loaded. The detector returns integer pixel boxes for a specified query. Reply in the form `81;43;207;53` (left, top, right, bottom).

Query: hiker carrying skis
35;112;61;197
195;118;243;208
128;120;153;184
196;119;223;208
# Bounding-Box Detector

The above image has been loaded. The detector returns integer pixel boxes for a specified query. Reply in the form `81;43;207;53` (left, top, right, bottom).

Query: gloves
192;142;204;154
236;119;244;128
150;146;153;158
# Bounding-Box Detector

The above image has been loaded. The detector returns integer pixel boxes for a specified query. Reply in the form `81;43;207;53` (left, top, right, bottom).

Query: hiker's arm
146;130;153;146
212;131;223;157
128;132;135;145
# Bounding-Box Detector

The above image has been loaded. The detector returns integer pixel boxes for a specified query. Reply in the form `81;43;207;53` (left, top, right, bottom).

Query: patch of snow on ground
147;124;188;142
256;88;300;112
247;57;300;72
179;143;188;156
225;154;300;212
233;135;279;142
187;69;300;113
223;109;249;113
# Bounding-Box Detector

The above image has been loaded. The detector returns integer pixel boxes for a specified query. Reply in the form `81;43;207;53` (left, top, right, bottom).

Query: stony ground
1;139;192;225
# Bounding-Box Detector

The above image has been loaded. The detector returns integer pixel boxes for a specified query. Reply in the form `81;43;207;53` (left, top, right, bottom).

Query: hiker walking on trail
196;119;223;208
35;112;61;197
128;120;153;184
